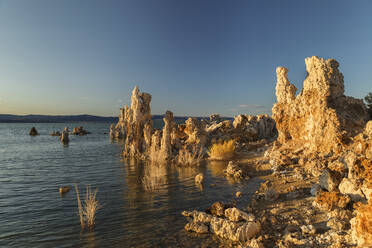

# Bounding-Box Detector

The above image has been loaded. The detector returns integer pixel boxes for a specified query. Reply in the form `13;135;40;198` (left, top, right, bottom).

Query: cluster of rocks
110;86;277;164
266;56;372;247
72;126;90;136
30;126;91;145
182;202;261;245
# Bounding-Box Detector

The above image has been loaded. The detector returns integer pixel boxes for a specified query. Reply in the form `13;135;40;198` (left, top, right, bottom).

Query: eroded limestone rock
184;117;206;145
182;209;261;243
224;207;255;222
338;178;365;202
122;87;153;159
60;131;69;145
185;221;209;234
224;161;243;179
148;110;177;163
272;56;369;154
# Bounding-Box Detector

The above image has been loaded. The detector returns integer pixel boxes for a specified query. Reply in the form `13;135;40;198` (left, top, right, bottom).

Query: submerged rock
195;173;204;184
59;186;70;194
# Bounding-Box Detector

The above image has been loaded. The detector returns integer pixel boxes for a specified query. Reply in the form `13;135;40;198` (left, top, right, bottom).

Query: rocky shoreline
110;56;372;247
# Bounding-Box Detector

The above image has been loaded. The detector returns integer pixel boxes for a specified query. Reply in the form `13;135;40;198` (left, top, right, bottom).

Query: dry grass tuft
208;139;235;161
75;184;100;230
351;194;372;246
75;184;85;229
314;191;350;211
176;146;204;166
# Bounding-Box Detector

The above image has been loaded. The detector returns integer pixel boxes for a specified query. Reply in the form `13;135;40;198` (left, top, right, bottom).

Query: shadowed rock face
272;56;369;154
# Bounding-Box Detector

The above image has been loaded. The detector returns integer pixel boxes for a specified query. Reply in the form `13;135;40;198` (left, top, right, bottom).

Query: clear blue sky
0;0;371;117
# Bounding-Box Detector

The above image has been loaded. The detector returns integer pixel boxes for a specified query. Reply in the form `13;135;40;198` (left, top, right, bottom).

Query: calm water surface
0;123;261;248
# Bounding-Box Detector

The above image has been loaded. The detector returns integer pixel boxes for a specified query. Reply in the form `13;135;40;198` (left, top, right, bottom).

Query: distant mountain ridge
0;114;231;123
0;114;118;123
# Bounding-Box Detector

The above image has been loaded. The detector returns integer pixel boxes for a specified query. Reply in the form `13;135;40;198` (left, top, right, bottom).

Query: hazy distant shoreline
0;114;229;123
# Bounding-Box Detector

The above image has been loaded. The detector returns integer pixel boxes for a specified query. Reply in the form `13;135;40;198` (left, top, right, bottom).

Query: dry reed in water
74;184;85;229
74;184;100;230
177;146;204;166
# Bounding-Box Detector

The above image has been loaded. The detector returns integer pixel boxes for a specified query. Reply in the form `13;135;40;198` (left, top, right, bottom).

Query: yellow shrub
208;139;235;161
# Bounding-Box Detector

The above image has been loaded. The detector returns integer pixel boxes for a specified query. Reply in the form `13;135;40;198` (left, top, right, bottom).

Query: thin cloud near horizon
238;104;266;109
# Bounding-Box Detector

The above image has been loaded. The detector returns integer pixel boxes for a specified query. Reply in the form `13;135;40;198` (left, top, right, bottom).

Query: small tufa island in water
107;56;372;247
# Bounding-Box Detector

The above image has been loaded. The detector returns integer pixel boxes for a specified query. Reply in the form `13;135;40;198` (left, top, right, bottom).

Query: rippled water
0;123;261;247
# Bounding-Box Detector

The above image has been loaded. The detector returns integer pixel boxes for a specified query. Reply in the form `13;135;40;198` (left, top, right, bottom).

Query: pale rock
301;224;316;235
224;208;255;222
181;210;212;223
195;173;204;184
185;221;209;234
209;217;261;243
338;178;365;202
327;209;352;231
182;209;261;242
159;111;175;161
247;239;265;248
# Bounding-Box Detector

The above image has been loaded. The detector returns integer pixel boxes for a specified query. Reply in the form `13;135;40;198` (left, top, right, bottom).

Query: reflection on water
208;160;227;177
0;123;262;248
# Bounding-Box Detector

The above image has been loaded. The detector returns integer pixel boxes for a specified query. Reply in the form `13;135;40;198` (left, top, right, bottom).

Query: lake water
0;123;261;248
